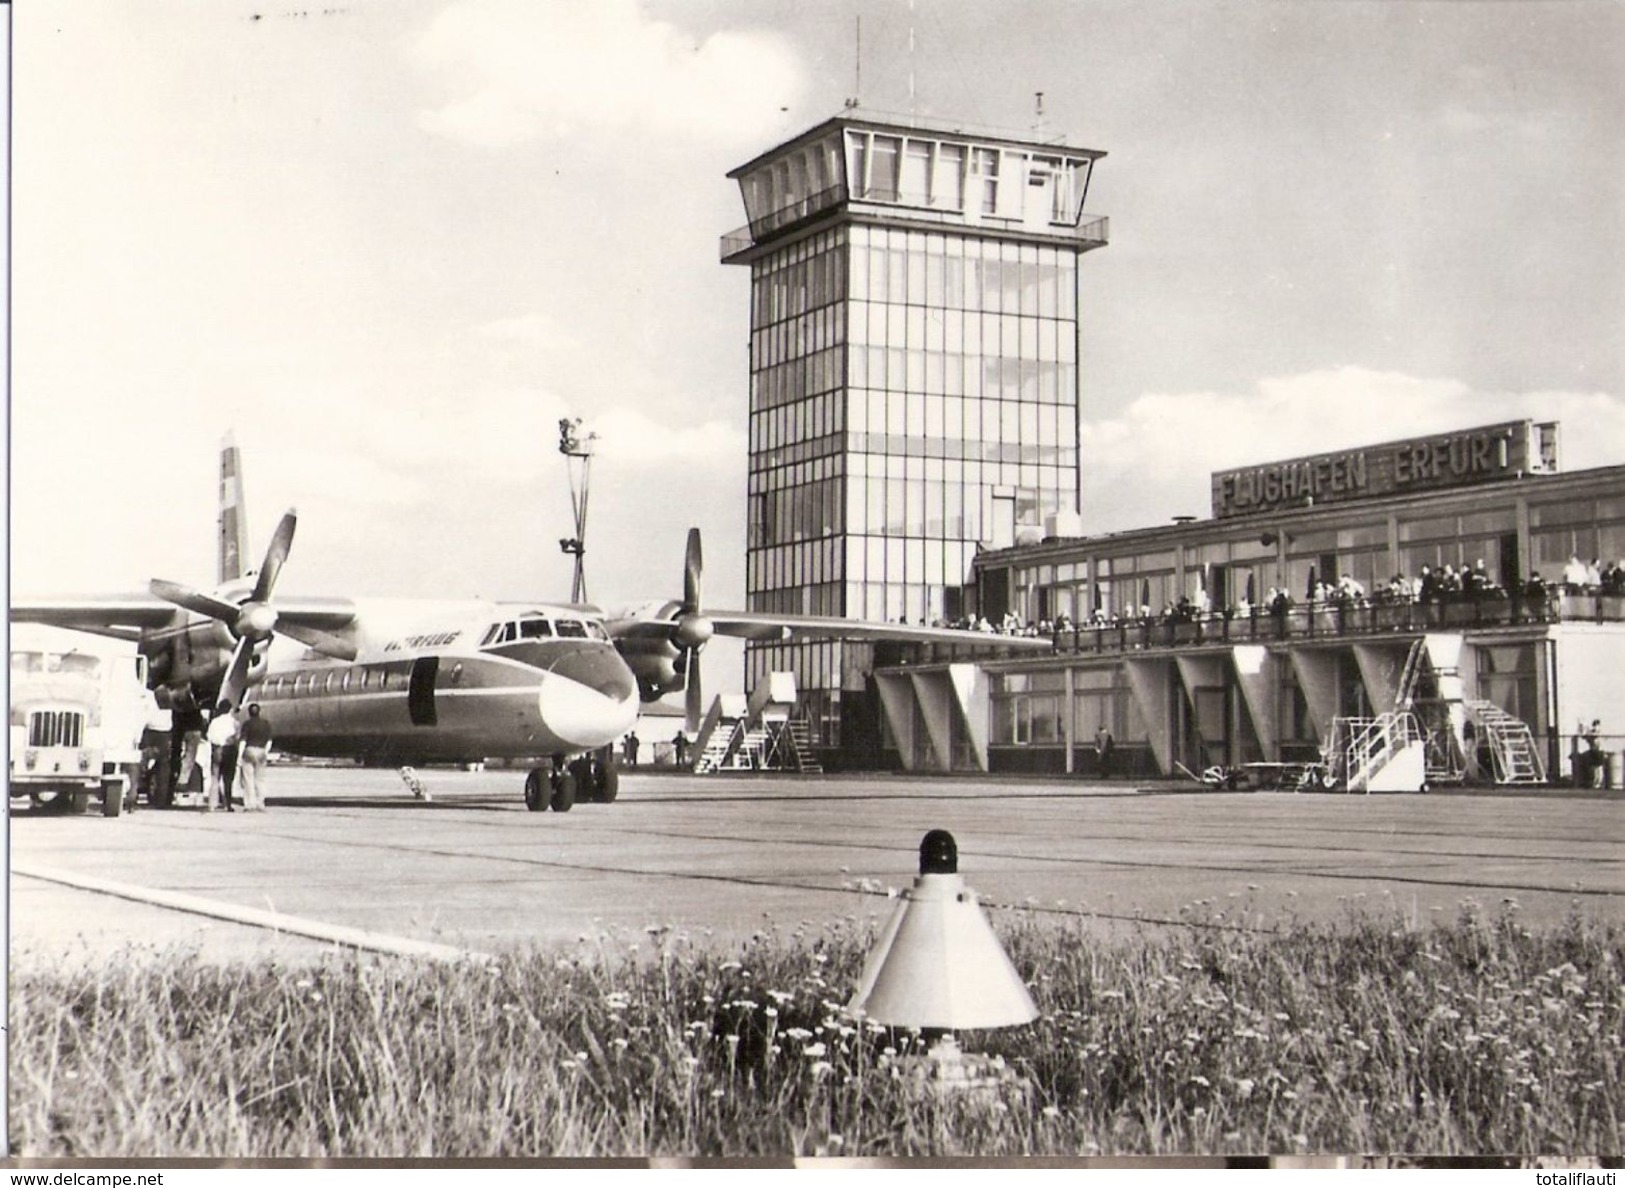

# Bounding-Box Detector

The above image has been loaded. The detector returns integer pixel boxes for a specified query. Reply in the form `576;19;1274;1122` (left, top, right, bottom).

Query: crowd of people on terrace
923;552;1624;639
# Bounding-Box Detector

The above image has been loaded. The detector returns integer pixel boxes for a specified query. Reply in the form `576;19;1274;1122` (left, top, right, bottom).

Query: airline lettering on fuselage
383;632;462;653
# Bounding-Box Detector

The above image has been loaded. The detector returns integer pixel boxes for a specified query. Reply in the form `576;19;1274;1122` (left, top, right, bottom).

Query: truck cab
9;648;148;815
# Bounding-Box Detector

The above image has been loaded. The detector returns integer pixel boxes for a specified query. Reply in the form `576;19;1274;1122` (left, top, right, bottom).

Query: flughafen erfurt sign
1211;420;1553;520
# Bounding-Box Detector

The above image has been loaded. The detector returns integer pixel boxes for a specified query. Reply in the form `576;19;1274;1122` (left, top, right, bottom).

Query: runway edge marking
12;861;493;965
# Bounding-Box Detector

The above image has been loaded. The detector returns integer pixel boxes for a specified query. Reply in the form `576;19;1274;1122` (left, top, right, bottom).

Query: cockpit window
555;619;588;638
519;618;553;639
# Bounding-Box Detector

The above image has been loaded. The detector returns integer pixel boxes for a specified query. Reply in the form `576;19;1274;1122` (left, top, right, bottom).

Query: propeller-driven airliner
12;434;1048;811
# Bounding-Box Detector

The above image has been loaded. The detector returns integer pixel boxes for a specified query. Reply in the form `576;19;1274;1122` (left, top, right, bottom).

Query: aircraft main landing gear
524;761;576;813
568;747;619;804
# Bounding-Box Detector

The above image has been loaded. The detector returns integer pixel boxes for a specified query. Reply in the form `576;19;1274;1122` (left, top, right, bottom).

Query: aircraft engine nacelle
144;623;270;709
620;642;684;703
615;600;688;702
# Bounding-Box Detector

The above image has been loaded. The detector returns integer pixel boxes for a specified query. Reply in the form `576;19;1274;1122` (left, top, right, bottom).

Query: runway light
847;829;1037;1091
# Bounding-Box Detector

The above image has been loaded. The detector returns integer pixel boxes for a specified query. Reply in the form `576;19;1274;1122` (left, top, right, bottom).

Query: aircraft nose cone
538;647;639;749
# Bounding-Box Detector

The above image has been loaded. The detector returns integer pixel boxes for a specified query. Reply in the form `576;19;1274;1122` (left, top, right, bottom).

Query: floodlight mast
558;418;597;604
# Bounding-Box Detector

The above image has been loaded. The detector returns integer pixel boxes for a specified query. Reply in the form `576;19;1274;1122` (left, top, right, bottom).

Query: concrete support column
909;672;954;772
874;672;916;772
1232;645;1278;759
947;663;990;773
1352;643;1409;715
1123;657;1173;776
1290;649;1341;740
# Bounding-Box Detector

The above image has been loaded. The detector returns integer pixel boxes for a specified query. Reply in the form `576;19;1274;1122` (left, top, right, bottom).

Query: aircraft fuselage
151;599;640;765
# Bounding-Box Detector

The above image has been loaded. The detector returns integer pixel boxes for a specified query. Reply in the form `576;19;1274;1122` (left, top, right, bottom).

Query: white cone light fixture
849;830;1038;1031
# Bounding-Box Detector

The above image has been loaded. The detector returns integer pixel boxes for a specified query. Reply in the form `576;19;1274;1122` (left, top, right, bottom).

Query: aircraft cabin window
519;619;553;639
341;671;352;692
586;621;607;641
556;619;588;638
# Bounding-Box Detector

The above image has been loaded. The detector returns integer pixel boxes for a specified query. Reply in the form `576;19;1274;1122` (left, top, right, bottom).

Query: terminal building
719;114;1622;784
721;113;1108;756
872;419;1625;787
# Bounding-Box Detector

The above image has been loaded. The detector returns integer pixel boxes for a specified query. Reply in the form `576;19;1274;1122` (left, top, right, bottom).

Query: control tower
722;113;1108;763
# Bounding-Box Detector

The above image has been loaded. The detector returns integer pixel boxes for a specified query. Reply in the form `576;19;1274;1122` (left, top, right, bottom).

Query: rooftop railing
882;589;1625;667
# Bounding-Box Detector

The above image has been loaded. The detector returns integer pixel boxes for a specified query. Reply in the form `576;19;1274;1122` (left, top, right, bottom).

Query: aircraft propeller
672;527;714;732
150;509;357;716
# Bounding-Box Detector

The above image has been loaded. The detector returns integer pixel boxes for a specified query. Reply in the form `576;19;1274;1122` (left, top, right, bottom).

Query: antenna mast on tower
557;417;597;604
845;16;861;109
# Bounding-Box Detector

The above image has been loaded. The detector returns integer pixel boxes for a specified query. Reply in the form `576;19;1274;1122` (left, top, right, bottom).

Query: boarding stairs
758;715;824;773
783;717;823;773
1464;699;1546;785
690;672;823;775
1325;712;1426;793
690;694;742;773
1395;637;1467;786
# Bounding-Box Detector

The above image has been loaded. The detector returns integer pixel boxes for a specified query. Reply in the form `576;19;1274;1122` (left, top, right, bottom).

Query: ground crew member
207;702;240;811
237;704;273;812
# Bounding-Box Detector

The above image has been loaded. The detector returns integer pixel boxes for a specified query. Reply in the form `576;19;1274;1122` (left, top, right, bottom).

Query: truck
8;647;149;816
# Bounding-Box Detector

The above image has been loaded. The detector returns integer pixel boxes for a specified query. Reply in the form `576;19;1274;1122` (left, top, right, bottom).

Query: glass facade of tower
725;116;1107;758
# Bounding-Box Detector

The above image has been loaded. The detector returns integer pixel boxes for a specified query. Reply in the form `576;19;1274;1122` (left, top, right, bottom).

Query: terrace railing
886;590;1625;666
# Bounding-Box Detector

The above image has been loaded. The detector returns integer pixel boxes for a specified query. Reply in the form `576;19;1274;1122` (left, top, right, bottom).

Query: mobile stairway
1327;636;1544;790
689;673;823;775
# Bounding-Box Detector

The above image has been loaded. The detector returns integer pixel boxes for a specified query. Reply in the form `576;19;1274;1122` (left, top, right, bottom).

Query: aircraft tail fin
217;430;249;584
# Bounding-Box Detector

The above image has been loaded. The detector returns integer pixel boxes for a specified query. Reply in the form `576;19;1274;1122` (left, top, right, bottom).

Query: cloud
413;0;805;147
1081;366;1624;532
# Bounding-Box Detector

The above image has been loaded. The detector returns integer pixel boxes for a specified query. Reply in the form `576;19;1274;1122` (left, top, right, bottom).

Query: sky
9;0;1625;637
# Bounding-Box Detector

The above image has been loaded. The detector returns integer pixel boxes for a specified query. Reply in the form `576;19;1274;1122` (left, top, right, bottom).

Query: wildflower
804;1042;828;1058
1190;1075;1211;1087
611;1038;629;1052
785;1027;813;1041
1042;1106;1061;1119
711;1088;726;1099
810;1061;833;1078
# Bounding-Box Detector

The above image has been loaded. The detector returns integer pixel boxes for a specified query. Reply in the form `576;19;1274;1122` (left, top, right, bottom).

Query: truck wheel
101;781;124;818
69;791;90;814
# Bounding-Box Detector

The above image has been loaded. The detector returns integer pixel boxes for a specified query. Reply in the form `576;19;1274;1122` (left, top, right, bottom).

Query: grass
9;900;1621;1159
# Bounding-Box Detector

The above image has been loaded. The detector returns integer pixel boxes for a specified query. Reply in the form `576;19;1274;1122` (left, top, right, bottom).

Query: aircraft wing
10;595;178;641
257;597;360;631
707;611;1053;649
607;608;1052;650
10;594;360;640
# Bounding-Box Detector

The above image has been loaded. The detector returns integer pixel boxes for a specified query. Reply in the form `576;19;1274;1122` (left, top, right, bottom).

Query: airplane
11;433;1051;811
